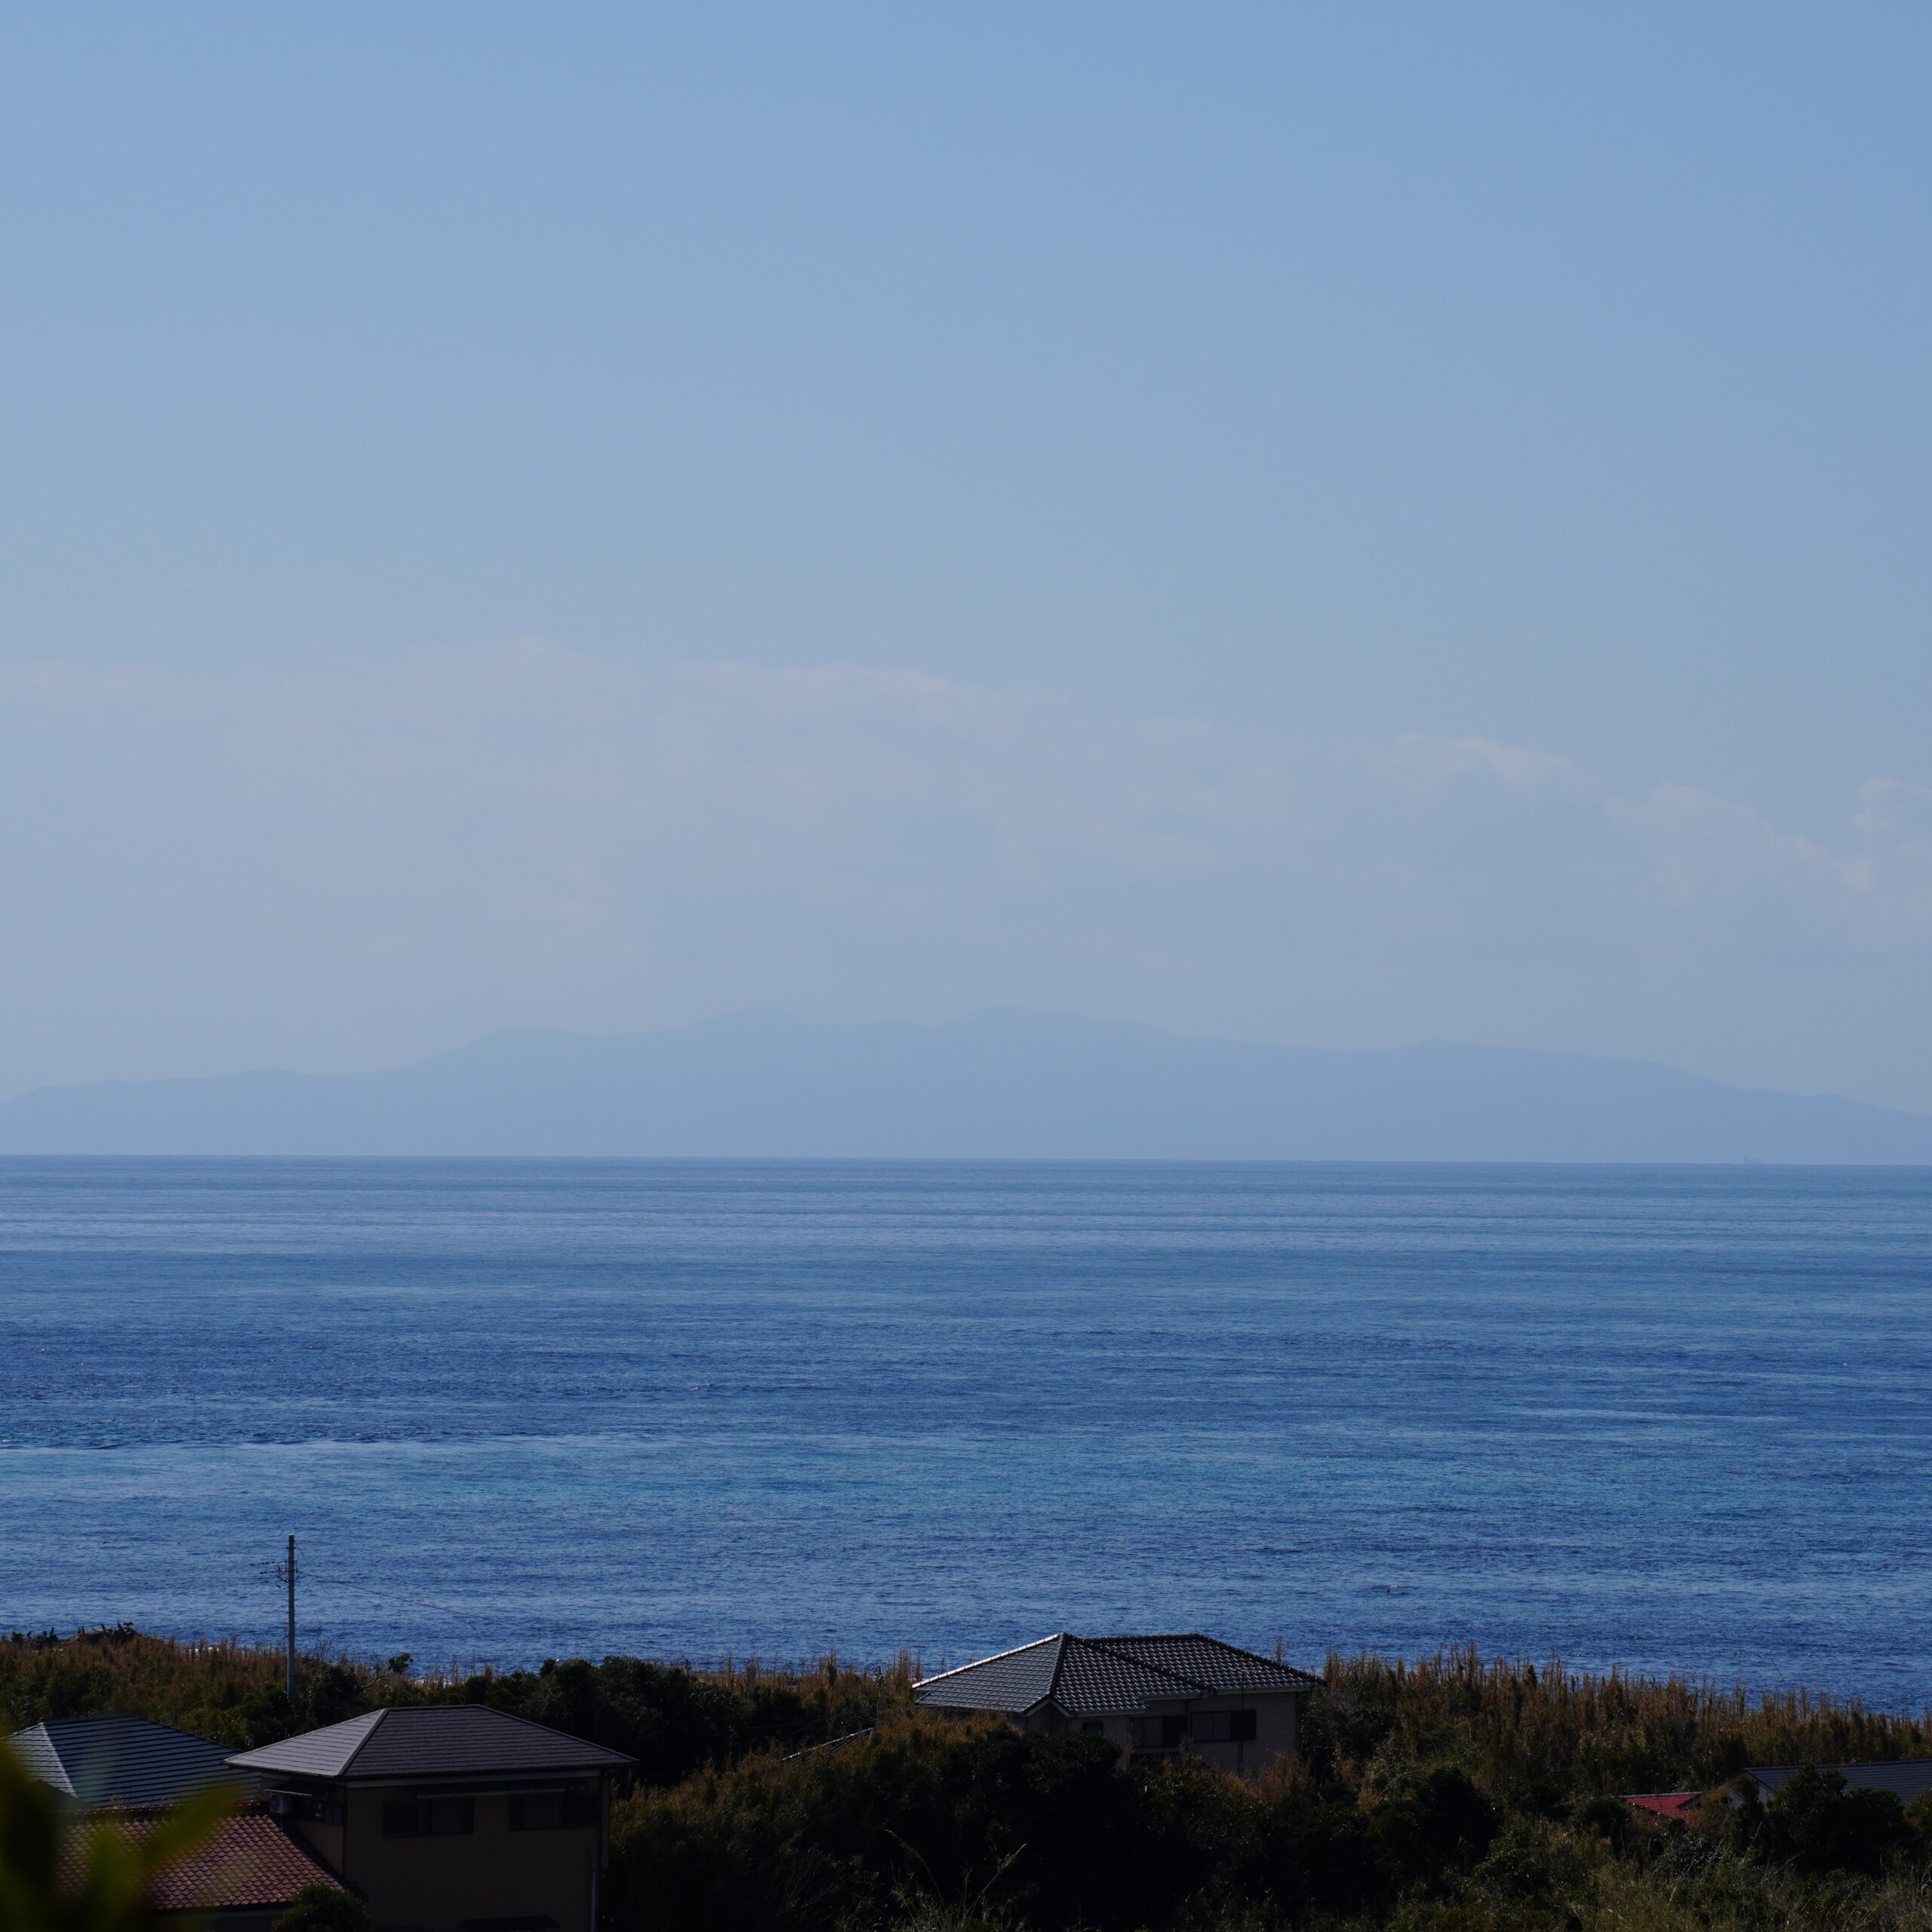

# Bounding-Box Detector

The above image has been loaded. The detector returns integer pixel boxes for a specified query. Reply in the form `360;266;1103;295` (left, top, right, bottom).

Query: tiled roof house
11;1715;340;1932
229;1706;635;1932
914;1632;1318;1776
11;1715;257;1810
1741;1761;1932;1805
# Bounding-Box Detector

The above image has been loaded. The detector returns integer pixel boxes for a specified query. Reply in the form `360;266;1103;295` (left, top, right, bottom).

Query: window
512;1792;566;1831
1081;1721;1104;1737
1192;1709;1258;1745
510;1790;597;1831
382;1798;475;1837
269;1789;343;1825
1131;1715;1189;1751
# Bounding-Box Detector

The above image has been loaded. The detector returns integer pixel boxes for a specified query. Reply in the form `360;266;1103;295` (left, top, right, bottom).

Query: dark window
510;1789;597;1831
1192;1709;1259;1744
1131;1715;1189;1750
383;1798;475;1837
1081;1721;1104;1737
511;1793;566;1831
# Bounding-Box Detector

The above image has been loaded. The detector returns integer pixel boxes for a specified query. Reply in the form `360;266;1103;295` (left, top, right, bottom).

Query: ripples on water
1;1158;1927;1707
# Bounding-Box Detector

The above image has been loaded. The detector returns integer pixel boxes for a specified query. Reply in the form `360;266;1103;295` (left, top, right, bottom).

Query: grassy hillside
8;1628;1932;1930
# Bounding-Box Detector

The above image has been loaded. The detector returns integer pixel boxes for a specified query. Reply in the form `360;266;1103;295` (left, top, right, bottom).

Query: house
12;1715;342;1931
912;1632;1318;1777
11;1714;258;1810
1625;1762;1932;1826
228;1705;635;1932
1740;1761;1932;1806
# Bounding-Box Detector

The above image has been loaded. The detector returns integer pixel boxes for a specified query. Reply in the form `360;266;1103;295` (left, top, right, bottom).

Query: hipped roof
8;1716;254;1810
913;1633;1318;1717
227;1705;632;1781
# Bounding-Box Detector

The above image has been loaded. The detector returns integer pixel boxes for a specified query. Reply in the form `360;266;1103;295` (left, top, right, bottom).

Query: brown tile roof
61;1813;343;1912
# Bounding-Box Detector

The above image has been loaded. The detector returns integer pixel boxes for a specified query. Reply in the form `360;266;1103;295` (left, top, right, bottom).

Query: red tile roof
1625;1792;1701;1821
63;1812;343;1912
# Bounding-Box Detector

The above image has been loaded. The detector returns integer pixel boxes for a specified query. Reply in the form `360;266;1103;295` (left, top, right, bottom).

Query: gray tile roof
914;1635;1071;1715
228;1706;632;1781
1744;1761;1932;1805
914;1632;1318;1717
1094;1635;1321;1697
9;1717;257;1811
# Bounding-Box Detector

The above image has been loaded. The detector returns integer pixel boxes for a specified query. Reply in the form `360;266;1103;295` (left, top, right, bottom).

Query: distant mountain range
2;1010;1929;1161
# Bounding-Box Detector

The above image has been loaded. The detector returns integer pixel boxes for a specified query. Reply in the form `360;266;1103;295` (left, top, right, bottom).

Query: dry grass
1318;1647;1932;1800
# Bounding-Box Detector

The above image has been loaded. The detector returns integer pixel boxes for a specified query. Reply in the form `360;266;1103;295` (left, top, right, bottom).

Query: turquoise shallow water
2;1158;1928;1705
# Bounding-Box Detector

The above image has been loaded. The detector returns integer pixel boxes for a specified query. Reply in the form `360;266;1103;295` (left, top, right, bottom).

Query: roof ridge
13;1723;75;1795
1042;1633;1075;1706
912;1632;1068;1691
341;1707;395;1774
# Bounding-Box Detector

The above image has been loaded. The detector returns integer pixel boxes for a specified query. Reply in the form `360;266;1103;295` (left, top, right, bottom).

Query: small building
13;1715;341;1931
912;1632;1318;1777
1623;1792;1701;1822
11;1715;258;1810
228;1705;635;1932
1742;1761;1932;1806
1624;1763;1932;1826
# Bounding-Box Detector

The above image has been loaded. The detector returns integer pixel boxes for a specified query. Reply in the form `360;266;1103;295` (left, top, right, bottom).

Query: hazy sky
4;5;1929;1108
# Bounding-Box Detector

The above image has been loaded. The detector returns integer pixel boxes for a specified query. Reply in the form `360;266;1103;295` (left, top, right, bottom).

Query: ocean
2;1158;1928;1708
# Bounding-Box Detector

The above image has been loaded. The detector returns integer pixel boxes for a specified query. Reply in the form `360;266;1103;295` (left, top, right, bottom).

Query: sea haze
5;1011;1932;1161
2;1158;1929;1707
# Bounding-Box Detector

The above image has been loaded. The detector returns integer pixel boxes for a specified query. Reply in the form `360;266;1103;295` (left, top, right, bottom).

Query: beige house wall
282;1806;344;1875
1015;1690;1300;1777
288;1783;605;1932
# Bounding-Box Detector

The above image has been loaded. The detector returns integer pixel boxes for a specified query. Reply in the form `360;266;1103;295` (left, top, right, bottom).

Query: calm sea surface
2;1160;1929;1706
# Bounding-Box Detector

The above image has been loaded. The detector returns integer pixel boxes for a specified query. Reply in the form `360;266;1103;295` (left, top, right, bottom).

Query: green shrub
1758;1766;1916;1876
272;1884;374;1932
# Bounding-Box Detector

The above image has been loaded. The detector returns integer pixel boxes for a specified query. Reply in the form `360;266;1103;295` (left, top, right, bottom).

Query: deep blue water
2;1159;1929;1708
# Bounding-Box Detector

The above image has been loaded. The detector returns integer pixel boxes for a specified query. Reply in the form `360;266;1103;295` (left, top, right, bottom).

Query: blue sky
3;5;1929;1107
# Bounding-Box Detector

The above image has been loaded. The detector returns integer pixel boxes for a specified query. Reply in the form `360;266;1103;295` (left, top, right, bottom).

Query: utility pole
285;1534;298;1712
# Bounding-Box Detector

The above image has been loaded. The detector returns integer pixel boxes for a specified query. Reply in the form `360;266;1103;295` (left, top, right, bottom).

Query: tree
272;1883;374;1932
1761;1766;1914;1877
